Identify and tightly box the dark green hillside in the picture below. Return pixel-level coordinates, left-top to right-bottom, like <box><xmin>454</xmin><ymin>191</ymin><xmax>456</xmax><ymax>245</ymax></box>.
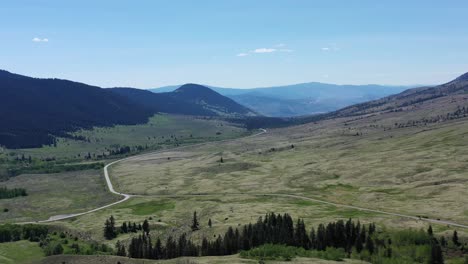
<box><xmin>0</xmin><ymin>70</ymin><xmax>152</xmax><ymax>148</ymax></box>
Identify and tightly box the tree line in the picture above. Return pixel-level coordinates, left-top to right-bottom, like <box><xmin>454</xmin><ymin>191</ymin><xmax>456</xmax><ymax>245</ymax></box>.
<box><xmin>111</xmin><ymin>212</ymin><xmax>462</xmax><ymax>263</ymax></box>
<box><xmin>0</xmin><ymin>187</ymin><xmax>27</xmax><ymax>199</ymax></box>
<box><xmin>0</xmin><ymin>224</ymin><xmax>48</xmax><ymax>243</ymax></box>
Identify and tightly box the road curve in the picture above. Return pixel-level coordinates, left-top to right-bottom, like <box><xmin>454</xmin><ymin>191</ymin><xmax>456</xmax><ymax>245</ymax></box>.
<box><xmin>18</xmin><ymin>129</ymin><xmax>267</xmax><ymax>224</ymax></box>
<box><xmin>18</xmin><ymin>128</ymin><xmax>468</xmax><ymax>229</ymax></box>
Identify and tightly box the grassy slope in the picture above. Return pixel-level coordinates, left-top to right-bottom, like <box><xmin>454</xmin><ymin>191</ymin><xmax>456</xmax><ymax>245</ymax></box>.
<box><xmin>0</xmin><ymin>114</ymin><xmax>247</xmax><ymax>223</ymax></box>
<box><xmin>108</xmin><ymin>105</ymin><xmax>468</xmax><ymax>228</ymax></box>
<box><xmin>0</xmin><ymin>169</ymin><xmax>119</xmax><ymax>223</ymax></box>
<box><xmin>54</xmin><ymin>195</ymin><xmax>390</xmax><ymax>245</ymax></box>
<box><xmin>0</xmin><ymin>240</ymin><xmax>44</xmax><ymax>264</ymax></box>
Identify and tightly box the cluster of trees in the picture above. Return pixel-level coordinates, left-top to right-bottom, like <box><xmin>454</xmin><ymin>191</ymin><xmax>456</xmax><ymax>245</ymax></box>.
<box><xmin>120</xmin><ymin>220</ymin><xmax>150</xmax><ymax>234</ymax></box>
<box><xmin>123</xmin><ymin>233</ymin><xmax>199</xmax><ymax>259</ymax></box>
<box><xmin>113</xmin><ymin>213</ymin><xmax>464</xmax><ymax>263</ymax></box>
<box><xmin>104</xmin><ymin>216</ymin><xmax>117</xmax><ymax>240</ymax></box>
<box><xmin>0</xmin><ymin>187</ymin><xmax>27</xmax><ymax>199</ymax></box>
<box><xmin>0</xmin><ymin>224</ymin><xmax>48</xmax><ymax>243</ymax></box>
<box><xmin>390</xmin><ymin>105</ymin><xmax>468</xmax><ymax>130</ymax></box>
<box><xmin>104</xmin><ymin>216</ymin><xmax>150</xmax><ymax>240</ymax></box>
<box><xmin>112</xmin><ymin>213</ymin><xmax>381</xmax><ymax>260</ymax></box>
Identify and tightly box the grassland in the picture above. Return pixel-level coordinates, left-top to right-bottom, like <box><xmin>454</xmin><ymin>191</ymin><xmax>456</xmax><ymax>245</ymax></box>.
<box><xmin>54</xmin><ymin>194</ymin><xmax>427</xmax><ymax>247</ymax></box>
<box><xmin>0</xmin><ymin>169</ymin><xmax>119</xmax><ymax>223</ymax></box>
<box><xmin>11</xmin><ymin>114</ymin><xmax>247</xmax><ymax>159</ymax></box>
<box><xmin>2</xmin><ymin>102</ymin><xmax>468</xmax><ymax>262</ymax></box>
<box><xmin>0</xmin><ymin>240</ymin><xmax>44</xmax><ymax>263</ymax></box>
<box><xmin>108</xmin><ymin>113</ymin><xmax>468</xmax><ymax>228</ymax></box>
<box><xmin>0</xmin><ymin>114</ymin><xmax>247</xmax><ymax>223</ymax></box>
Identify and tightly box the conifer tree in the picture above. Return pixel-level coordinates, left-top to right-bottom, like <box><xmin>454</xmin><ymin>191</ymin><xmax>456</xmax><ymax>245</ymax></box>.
<box><xmin>452</xmin><ymin>230</ymin><xmax>460</xmax><ymax>246</ymax></box>
<box><xmin>143</xmin><ymin>219</ymin><xmax>150</xmax><ymax>234</ymax></box>
<box><xmin>191</xmin><ymin>211</ymin><xmax>200</xmax><ymax>231</ymax></box>
<box><xmin>428</xmin><ymin>225</ymin><xmax>433</xmax><ymax>236</ymax></box>
<box><xmin>430</xmin><ymin>239</ymin><xmax>444</xmax><ymax>264</ymax></box>
<box><xmin>365</xmin><ymin>236</ymin><xmax>375</xmax><ymax>254</ymax></box>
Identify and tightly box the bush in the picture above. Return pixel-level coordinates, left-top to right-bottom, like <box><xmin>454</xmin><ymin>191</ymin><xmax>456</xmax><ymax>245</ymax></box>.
<box><xmin>240</xmin><ymin>244</ymin><xmax>302</xmax><ymax>260</ymax></box>
<box><xmin>309</xmin><ymin>247</ymin><xmax>346</xmax><ymax>261</ymax></box>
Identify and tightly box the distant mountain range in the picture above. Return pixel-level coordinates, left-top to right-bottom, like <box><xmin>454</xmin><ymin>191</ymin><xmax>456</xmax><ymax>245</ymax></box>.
<box><xmin>302</xmin><ymin>72</ymin><xmax>468</xmax><ymax>124</ymax></box>
<box><xmin>0</xmin><ymin>71</ymin><xmax>254</xmax><ymax>148</ymax></box>
<box><xmin>1</xmin><ymin>69</ymin><xmax>462</xmax><ymax>150</ymax></box>
<box><xmin>150</xmin><ymin>83</ymin><xmax>413</xmax><ymax>117</ymax></box>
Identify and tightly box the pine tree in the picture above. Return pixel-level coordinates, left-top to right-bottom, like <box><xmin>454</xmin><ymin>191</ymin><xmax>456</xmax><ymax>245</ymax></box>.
<box><xmin>452</xmin><ymin>230</ymin><xmax>460</xmax><ymax>246</ymax></box>
<box><xmin>201</xmin><ymin>237</ymin><xmax>209</xmax><ymax>256</ymax></box>
<box><xmin>430</xmin><ymin>239</ymin><xmax>444</xmax><ymax>264</ymax></box>
<box><xmin>365</xmin><ymin>236</ymin><xmax>375</xmax><ymax>255</ymax></box>
<box><xmin>143</xmin><ymin>219</ymin><xmax>150</xmax><ymax>234</ymax></box>
<box><xmin>428</xmin><ymin>225</ymin><xmax>433</xmax><ymax>236</ymax></box>
<box><xmin>121</xmin><ymin>222</ymin><xmax>128</xmax><ymax>233</ymax></box>
<box><xmin>310</xmin><ymin>228</ymin><xmax>316</xmax><ymax>249</ymax></box>
<box><xmin>191</xmin><ymin>211</ymin><xmax>200</xmax><ymax>231</ymax></box>
<box><xmin>103</xmin><ymin>216</ymin><xmax>117</xmax><ymax>239</ymax></box>
<box><xmin>208</xmin><ymin>218</ymin><xmax>212</xmax><ymax>228</ymax></box>
<box><xmin>116</xmin><ymin>240</ymin><xmax>127</xmax><ymax>256</ymax></box>
<box><xmin>355</xmin><ymin>232</ymin><xmax>364</xmax><ymax>253</ymax></box>
<box><xmin>104</xmin><ymin>219</ymin><xmax>112</xmax><ymax>239</ymax></box>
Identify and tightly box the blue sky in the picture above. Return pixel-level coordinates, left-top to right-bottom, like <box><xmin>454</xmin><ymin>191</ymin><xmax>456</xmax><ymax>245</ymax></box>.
<box><xmin>1</xmin><ymin>0</ymin><xmax>468</xmax><ymax>88</ymax></box>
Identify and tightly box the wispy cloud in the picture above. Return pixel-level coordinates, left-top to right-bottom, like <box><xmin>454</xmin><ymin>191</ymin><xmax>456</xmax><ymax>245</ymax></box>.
<box><xmin>32</xmin><ymin>37</ymin><xmax>49</xmax><ymax>42</ymax></box>
<box><xmin>252</xmin><ymin>48</ymin><xmax>276</xmax><ymax>53</ymax></box>
<box><xmin>321</xmin><ymin>47</ymin><xmax>330</xmax><ymax>51</ymax></box>
<box><xmin>237</xmin><ymin>44</ymin><xmax>293</xmax><ymax>57</ymax></box>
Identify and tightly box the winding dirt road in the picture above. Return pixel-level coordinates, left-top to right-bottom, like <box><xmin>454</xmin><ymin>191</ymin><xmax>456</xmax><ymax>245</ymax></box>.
<box><xmin>26</xmin><ymin>128</ymin><xmax>468</xmax><ymax>229</ymax></box>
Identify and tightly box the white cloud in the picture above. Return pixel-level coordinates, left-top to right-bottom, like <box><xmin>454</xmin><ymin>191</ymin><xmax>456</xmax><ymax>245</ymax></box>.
<box><xmin>252</xmin><ymin>48</ymin><xmax>276</xmax><ymax>53</ymax></box>
<box><xmin>321</xmin><ymin>44</ymin><xmax>340</xmax><ymax>52</ymax></box>
<box><xmin>275</xmin><ymin>43</ymin><xmax>286</xmax><ymax>47</ymax></box>
<box><xmin>236</xmin><ymin>44</ymin><xmax>293</xmax><ymax>56</ymax></box>
<box><xmin>32</xmin><ymin>37</ymin><xmax>49</xmax><ymax>42</ymax></box>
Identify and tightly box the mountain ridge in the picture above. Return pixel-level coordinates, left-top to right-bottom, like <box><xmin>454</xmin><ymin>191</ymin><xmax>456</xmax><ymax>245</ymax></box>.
<box><xmin>149</xmin><ymin>82</ymin><xmax>412</xmax><ymax>116</ymax></box>
<box><xmin>0</xmin><ymin>71</ymin><xmax>255</xmax><ymax>148</ymax></box>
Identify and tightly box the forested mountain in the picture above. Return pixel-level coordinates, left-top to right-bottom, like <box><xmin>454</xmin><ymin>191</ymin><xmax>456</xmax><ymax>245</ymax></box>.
<box><xmin>0</xmin><ymin>70</ymin><xmax>153</xmax><ymax>149</ymax></box>
<box><xmin>0</xmin><ymin>71</ymin><xmax>256</xmax><ymax>149</ymax></box>
<box><xmin>111</xmin><ymin>84</ymin><xmax>256</xmax><ymax>117</ymax></box>
<box><xmin>150</xmin><ymin>83</ymin><xmax>411</xmax><ymax>117</ymax></box>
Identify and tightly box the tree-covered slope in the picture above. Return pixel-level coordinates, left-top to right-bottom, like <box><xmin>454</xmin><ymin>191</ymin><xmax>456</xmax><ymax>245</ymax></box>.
<box><xmin>0</xmin><ymin>70</ymin><xmax>152</xmax><ymax>148</ymax></box>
